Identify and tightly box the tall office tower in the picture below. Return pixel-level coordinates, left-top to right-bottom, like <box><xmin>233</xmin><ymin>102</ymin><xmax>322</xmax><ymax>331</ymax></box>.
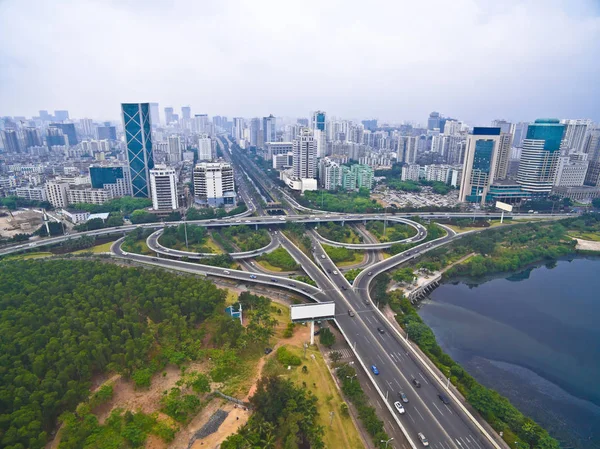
<box><xmin>39</xmin><ymin>110</ymin><xmax>51</xmax><ymax>121</ymax></box>
<box><xmin>54</xmin><ymin>110</ymin><xmax>69</xmax><ymax>121</ymax></box>
<box><xmin>297</xmin><ymin>118</ymin><xmax>309</xmax><ymax>127</ymax></box>
<box><xmin>319</xmin><ymin>157</ymin><xmax>342</xmax><ymax>189</ymax></box>
<box><xmin>122</xmin><ymin>103</ymin><xmax>155</xmax><ymax>197</ymax></box>
<box><xmin>193</xmin><ymin>162</ymin><xmax>236</xmax><ymax>206</ymax></box>
<box><xmin>459</xmin><ymin>127</ymin><xmax>502</xmax><ymax>204</ymax></box>
<box><xmin>149</xmin><ymin>165</ymin><xmax>178</xmax><ymax>210</ymax></box>
<box><xmin>80</xmin><ymin>118</ymin><xmax>94</xmax><ymax>137</ymax></box>
<box><xmin>443</xmin><ymin>120</ymin><xmax>462</xmax><ymax>136</ymax></box>
<box><xmin>46</xmin><ymin>127</ymin><xmax>66</xmax><ymax>148</ymax></box>
<box><xmin>232</xmin><ymin>117</ymin><xmax>245</xmax><ymax>142</ymax></box>
<box><xmin>561</xmin><ymin>119</ymin><xmax>591</xmax><ymax>153</ymax></box>
<box><xmin>1</xmin><ymin>129</ymin><xmax>21</xmax><ymax>152</ymax></box>
<box><xmin>249</xmin><ymin>118</ymin><xmax>261</xmax><ymax>147</ymax></box>
<box><xmin>167</xmin><ymin>135</ymin><xmax>182</xmax><ymax>163</ymax></box>
<box><xmin>491</xmin><ymin>119</ymin><xmax>514</xmax><ymax>135</ymax></box>
<box><xmin>23</xmin><ymin>127</ymin><xmax>42</xmax><ymax>148</ymax></box>
<box><xmin>516</xmin><ymin>119</ymin><xmax>565</xmax><ymax>196</ymax></box>
<box><xmin>583</xmin><ymin>128</ymin><xmax>600</xmax><ymax>186</ymax></box>
<box><xmin>263</xmin><ymin>114</ymin><xmax>276</xmax><ymax>145</ymax></box>
<box><xmin>427</xmin><ymin>112</ymin><xmax>441</xmax><ymax>131</ymax></box>
<box><xmin>193</xmin><ymin>114</ymin><xmax>209</xmax><ymax>134</ymax></box>
<box><xmin>164</xmin><ymin>107</ymin><xmax>174</xmax><ymax>125</ymax></box>
<box><xmin>494</xmin><ymin>133</ymin><xmax>513</xmax><ymax>180</ymax></box>
<box><xmin>50</xmin><ymin>123</ymin><xmax>78</xmax><ymax>145</ymax></box>
<box><xmin>513</xmin><ymin>122</ymin><xmax>529</xmax><ymax>148</ymax></box>
<box><xmin>149</xmin><ymin>103</ymin><xmax>160</xmax><ymax>127</ymax></box>
<box><xmin>97</xmin><ymin>125</ymin><xmax>117</xmax><ymax>140</ymax></box>
<box><xmin>554</xmin><ymin>154</ymin><xmax>588</xmax><ymax>187</ymax></box>
<box><xmin>311</xmin><ymin>111</ymin><xmax>326</xmax><ymax>132</ymax></box>
<box><xmin>197</xmin><ymin>134</ymin><xmax>212</xmax><ymax>161</ymax></box>
<box><xmin>89</xmin><ymin>165</ymin><xmax>132</xmax><ymax>196</ymax></box>
<box><xmin>361</xmin><ymin>119</ymin><xmax>377</xmax><ymax>131</ymax></box>
<box><xmin>293</xmin><ymin>128</ymin><xmax>317</xmax><ymax>179</ymax></box>
<box><xmin>182</xmin><ymin>106</ymin><xmax>191</xmax><ymax>120</ymax></box>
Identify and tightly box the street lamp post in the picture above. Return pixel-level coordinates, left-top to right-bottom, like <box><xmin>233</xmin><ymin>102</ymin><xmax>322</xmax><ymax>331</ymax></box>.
<box><xmin>380</xmin><ymin>437</ymin><xmax>394</xmax><ymax>448</ymax></box>
<box><xmin>346</xmin><ymin>374</ymin><xmax>357</xmax><ymax>383</ymax></box>
<box><xmin>383</xmin><ymin>206</ymin><xmax>389</xmax><ymax>237</ymax></box>
<box><xmin>183</xmin><ymin>213</ymin><xmax>189</xmax><ymax>249</ymax></box>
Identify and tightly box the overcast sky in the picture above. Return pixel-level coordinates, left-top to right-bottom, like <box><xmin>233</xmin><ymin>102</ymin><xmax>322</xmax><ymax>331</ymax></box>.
<box><xmin>1</xmin><ymin>0</ymin><xmax>599</xmax><ymax>126</ymax></box>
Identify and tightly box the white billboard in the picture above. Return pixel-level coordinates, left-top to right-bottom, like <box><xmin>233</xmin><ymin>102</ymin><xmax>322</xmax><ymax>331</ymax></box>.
<box><xmin>495</xmin><ymin>201</ymin><xmax>513</xmax><ymax>212</ymax></box>
<box><xmin>291</xmin><ymin>302</ymin><xmax>335</xmax><ymax>322</ymax></box>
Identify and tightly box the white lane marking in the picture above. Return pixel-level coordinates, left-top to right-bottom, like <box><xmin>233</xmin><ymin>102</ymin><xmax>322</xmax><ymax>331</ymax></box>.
<box><xmin>469</xmin><ymin>435</ymin><xmax>483</xmax><ymax>449</ymax></box>
<box><xmin>394</xmin><ymin>379</ymin><xmax>402</xmax><ymax>389</ymax></box>
<box><xmin>413</xmin><ymin>406</ymin><xmax>425</xmax><ymax>421</ymax></box>
<box><xmin>366</xmin><ymin>382</ymin><xmax>372</xmax><ymax>391</ymax></box>
<box><xmin>390</xmin><ymin>352</ymin><xmax>397</xmax><ymax>362</ymax></box>
<box><xmin>455</xmin><ymin>438</ymin><xmax>463</xmax><ymax>447</ymax></box>
<box><xmin>376</xmin><ymin>400</ymin><xmax>382</xmax><ymax>409</ymax></box>
<box><xmin>407</xmin><ymin>412</ymin><xmax>415</xmax><ymax>424</ymax></box>
<box><xmin>460</xmin><ymin>437</ymin><xmax>471</xmax><ymax>449</ymax></box>
<box><xmin>377</xmin><ymin>353</ymin><xmax>385</xmax><ymax>363</ymax></box>
<box><xmin>444</xmin><ymin>442</ymin><xmax>453</xmax><ymax>449</ymax></box>
<box><xmin>445</xmin><ymin>403</ymin><xmax>453</xmax><ymax>414</ymax></box>
<box><xmin>395</xmin><ymin>351</ymin><xmax>405</xmax><ymax>361</ymax></box>
<box><xmin>432</xmin><ymin>401</ymin><xmax>445</xmax><ymax>416</ymax></box>
<box><xmin>419</xmin><ymin>372</ymin><xmax>430</xmax><ymax>384</ymax></box>
<box><xmin>387</xmin><ymin>420</ymin><xmax>394</xmax><ymax>429</ymax></box>
<box><xmin>386</xmin><ymin>380</ymin><xmax>394</xmax><ymax>389</ymax></box>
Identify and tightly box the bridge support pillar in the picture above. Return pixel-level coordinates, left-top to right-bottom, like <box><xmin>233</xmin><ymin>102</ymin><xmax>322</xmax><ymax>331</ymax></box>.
<box><xmin>310</xmin><ymin>320</ymin><xmax>315</xmax><ymax>345</ymax></box>
<box><xmin>255</xmin><ymin>224</ymin><xmax>258</xmax><ymax>231</ymax></box>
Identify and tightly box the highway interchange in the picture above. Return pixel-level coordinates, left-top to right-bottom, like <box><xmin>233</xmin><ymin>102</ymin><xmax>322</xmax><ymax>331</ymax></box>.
<box><xmin>0</xmin><ymin>139</ymin><xmax>570</xmax><ymax>449</ymax></box>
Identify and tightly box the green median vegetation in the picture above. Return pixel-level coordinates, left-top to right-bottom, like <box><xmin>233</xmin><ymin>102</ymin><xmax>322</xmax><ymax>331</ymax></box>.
<box><xmin>366</xmin><ymin>220</ymin><xmax>417</xmax><ymax>242</ymax></box>
<box><xmin>322</xmin><ymin>244</ymin><xmax>358</xmax><ymax>263</ymax></box>
<box><xmin>257</xmin><ymin>247</ymin><xmax>299</xmax><ymax>271</ymax></box>
<box><xmin>159</xmin><ymin>223</ymin><xmax>211</xmax><ymax>253</ymax></box>
<box><xmin>300</xmin><ymin>188</ymin><xmax>382</xmax><ymax>213</ymax></box>
<box><xmin>317</xmin><ymin>222</ymin><xmax>363</xmax><ymax>243</ymax></box>
<box><xmin>217</xmin><ymin>225</ymin><xmax>270</xmax><ymax>252</ymax></box>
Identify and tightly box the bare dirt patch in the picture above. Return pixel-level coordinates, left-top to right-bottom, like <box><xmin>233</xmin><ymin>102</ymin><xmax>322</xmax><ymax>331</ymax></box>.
<box><xmin>575</xmin><ymin>237</ymin><xmax>600</xmax><ymax>251</ymax></box>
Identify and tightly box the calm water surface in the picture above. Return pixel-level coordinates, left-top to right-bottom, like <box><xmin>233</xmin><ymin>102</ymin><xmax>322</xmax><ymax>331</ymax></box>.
<box><xmin>419</xmin><ymin>257</ymin><xmax>600</xmax><ymax>449</ymax></box>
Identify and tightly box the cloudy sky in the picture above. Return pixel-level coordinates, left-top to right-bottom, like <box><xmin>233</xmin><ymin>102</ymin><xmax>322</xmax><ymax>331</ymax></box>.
<box><xmin>1</xmin><ymin>0</ymin><xmax>599</xmax><ymax>125</ymax></box>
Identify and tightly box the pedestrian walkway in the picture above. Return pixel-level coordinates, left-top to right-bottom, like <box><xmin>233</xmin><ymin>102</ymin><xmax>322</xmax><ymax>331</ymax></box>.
<box><xmin>326</xmin><ymin>348</ymin><xmax>353</xmax><ymax>360</ymax></box>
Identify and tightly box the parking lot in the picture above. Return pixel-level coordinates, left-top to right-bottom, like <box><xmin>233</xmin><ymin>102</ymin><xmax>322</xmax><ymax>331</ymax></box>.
<box><xmin>374</xmin><ymin>187</ymin><xmax>460</xmax><ymax>209</ymax></box>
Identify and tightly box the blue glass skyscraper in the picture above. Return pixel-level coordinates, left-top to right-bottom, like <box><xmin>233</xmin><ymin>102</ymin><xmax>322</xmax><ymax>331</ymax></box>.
<box><xmin>122</xmin><ymin>103</ymin><xmax>154</xmax><ymax>198</ymax></box>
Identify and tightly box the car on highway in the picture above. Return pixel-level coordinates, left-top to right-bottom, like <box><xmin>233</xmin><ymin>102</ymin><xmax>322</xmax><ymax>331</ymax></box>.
<box><xmin>399</xmin><ymin>392</ymin><xmax>409</xmax><ymax>403</ymax></box>
<box><xmin>327</xmin><ymin>268</ymin><xmax>332</xmax><ymax>273</ymax></box>
<box><xmin>223</xmin><ymin>270</ymin><xmax>231</xmax><ymax>274</ymax></box>
<box><xmin>348</xmin><ymin>309</ymin><xmax>355</xmax><ymax>317</ymax></box>
<box><xmin>332</xmin><ymin>271</ymin><xmax>338</xmax><ymax>275</ymax></box>
<box><xmin>270</xmin><ymin>278</ymin><xmax>278</xmax><ymax>282</ymax></box>
<box><xmin>341</xmin><ymin>285</ymin><xmax>348</xmax><ymax>290</ymax></box>
<box><xmin>245</xmin><ymin>220</ymin><xmax>251</xmax><ymax>223</ymax></box>
<box><xmin>418</xmin><ymin>432</ymin><xmax>429</xmax><ymax>446</ymax></box>
<box><xmin>279</xmin><ymin>217</ymin><xmax>286</xmax><ymax>221</ymax></box>
<box><xmin>412</xmin><ymin>378</ymin><xmax>421</xmax><ymax>388</ymax></box>
<box><xmin>367</xmin><ymin>271</ymin><xmax>373</xmax><ymax>276</ymax></box>
<box><xmin>313</xmin><ymin>329</ymin><xmax>320</xmax><ymax>336</ymax></box>
<box><xmin>377</xmin><ymin>327</ymin><xmax>385</xmax><ymax>334</ymax></box>
<box><xmin>250</xmin><ymin>274</ymin><xmax>257</xmax><ymax>279</ymax></box>
<box><xmin>321</xmin><ymin>254</ymin><xmax>326</xmax><ymax>259</ymax></box>
<box><xmin>438</xmin><ymin>393</ymin><xmax>450</xmax><ymax>404</ymax></box>
<box><xmin>371</xmin><ymin>365</ymin><xmax>379</xmax><ymax>375</ymax></box>
<box><xmin>393</xmin><ymin>401</ymin><xmax>406</xmax><ymax>414</ymax></box>
<box><xmin>288</xmin><ymin>283</ymin><xmax>295</xmax><ymax>287</ymax></box>
<box><xmin>152</xmin><ymin>257</ymin><xmax>158</xmax><ymax>261</ymax></box>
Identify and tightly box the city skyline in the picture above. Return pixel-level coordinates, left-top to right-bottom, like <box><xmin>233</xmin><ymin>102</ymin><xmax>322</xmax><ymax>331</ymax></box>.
<box><xmin>1</xmin><ymin>0</ymin><xmax>599</xmax><ymax>123</ymax></box>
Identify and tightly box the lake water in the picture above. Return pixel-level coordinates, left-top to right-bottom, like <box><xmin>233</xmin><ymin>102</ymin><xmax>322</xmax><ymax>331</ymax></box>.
<box><xmin>419</xmin><ymin>257</ymin><xmax>600</xmax><ymax>449</ymax></box>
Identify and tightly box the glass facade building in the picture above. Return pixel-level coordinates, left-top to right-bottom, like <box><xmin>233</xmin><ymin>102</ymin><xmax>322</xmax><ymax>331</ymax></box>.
<box><xmin>122</xmin><ymin>103</ymin><xmax>154</xmax><ymax>198</ymax></box>
<box><xmin>459</xmin><ymin>127</ymin><xmax>501</xmax><ymax>204</ymax></box>
<box><xmin>90</xmin><ymin>166</ymin><xmax>125</xmax><ymax>188</ymax></box>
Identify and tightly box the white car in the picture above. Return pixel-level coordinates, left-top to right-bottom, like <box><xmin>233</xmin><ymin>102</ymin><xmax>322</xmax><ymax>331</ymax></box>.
<box><xmin>223</xmin><ymin>270</ymin><xmax>231</xmax><ymax>274</ymax></box>
<box><xmin>394</xmin><ymin>401</ymin><xmax>405</xmax><ymax>414</ymax></box>
<box><xmin>418</xmin><ymin>433</ymin><xmax>429</xmax><ymax>447</ymax></box>
<box><xmin>279</xmin><ymin>217</ymin><xmax>286</xmax><ymax>221</ymax></box>
<box><xmin>332</xmin><ymin>271</ymin><xmax>338</xmax><ymax>275</ymax></box>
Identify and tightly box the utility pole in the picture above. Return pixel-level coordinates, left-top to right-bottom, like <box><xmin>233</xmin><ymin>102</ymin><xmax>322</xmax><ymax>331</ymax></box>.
<box><xmin>183</xmin><ymin>211</ymin><xmax>189</xmax><ymax>249</ymax></box>
<box><xmin>383</xmin><ymin>206</ymin><xmax>388</xmax><ymax>237</ymax></box>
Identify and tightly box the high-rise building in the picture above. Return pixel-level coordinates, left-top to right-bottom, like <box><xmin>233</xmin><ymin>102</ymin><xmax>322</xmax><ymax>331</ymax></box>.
<box><xmin>182</xmin><ymin>106</ymin><xmax>191</xmax><ymax>120</ymax></box>
<box><xmin>554</xmin><ymin>154</ymin><xmax>588</xmax><ymax>187</ymax></box>
<box><xmin>54</xmin><ymin>110</ymin><xmax>69</xmax><ymax>122</ymax></box>
<box><xmin>50</xmin><ymin>123</ymin><xmax>78</xmax><ymax>145</ymax></box>
<box><xmin>122</xmin><ymin>103</ymin><xmax>155</xmax><ymax>198</ymax></box>
<box><xmin>427</xmin><ymin>112</ymin><xmax>441</xmax><ymax>131</ymax></box>
<box><xmin>80</xmin><ymin>118</ymin><xmax>95</xmax><ymax>137</ymax></box>
<box><xmin>516</xmin><ymin>119</ymin><xmax>565</xmax><ymax>196</ymax></box>
<box><xmin>193</xmin><ymin>162</ymin><xmax>236</xmax><ymax>206</ymax></box>
<box><xmin>297</xmin><ymin>118</ymin><xmax>309</xmax><ymax>127</ymax></box>
<box><xmin>23</xmin><ymin>128</ymin><xmax>42</xmax><ymax>148</ymax></box>
<box><xmin>513</xmin><ymin>122</ymin><xmax>529</xmax><ymax>148</ymax></box>
<box><xmin>293</xmin><ymin>128</ymin><xmax>317</xmax><ymax>179</ymax></box>
<box><xmin>89</xmin><ymin>165</ymin><xmax>132</xmax><ymax>197</ymax></box>
<box><xmin>164</xmin><ymin>107</ymin><xmax>174</xmax><ymax>125</ymax></box>
<box><xmin>197</xmin><ymin>134</ymin><xmax>212</xmax><ymax>161</ymax></box>
<box><xmin>44</xmin><ymin>182</ymin><xmax>69</xmax><ymax>208</ymax></box>
<box><xmin>249</xmin><ymin>118</ymin><xmax>261</xmax><ymax>147</ymax></box>
<box><xmin>583</xmin><ymin>128</ymin><xmax>600</xmax><ymax>186</ymax></box>
<box><xmin>149</xmin><ymin>103</ymin><xmax>160</xmax><ymax>127</ymax></box>
<box><xmin>319</xmin><ymin>158</ymin><xmax>342</xmax><ymax>190</ymax></box>
<box><xmin>168</xmin><ymin>135</ymin><xmax>182</xmax><ymax>163</ymax></box>
<box><xmin>361</xmin><ymin>119</ymin><xmax>377</xmax><ymax>131</ymax></box>
<box><xmin>46</xmin><ymin>127</ymin><xmax>66</xmax><ymax>148</ymax></box>
<box><xmin>561</xmin><ymin>119</ymin><xmax>591</xmax><ymax>153</ymax></box>
<box><xmin>233</xmin><ymin>117</ymin><xmax>245</xmax><ymax>142</ymax></box>
<box><xmin>491</xmin><ymin>119</ymin><xmax>514</xmax><ymax>135</ymax></box>
<box><xmin>193</xmin><ymin>114</ymin><xmax>209</xmax><ymax>134</ymax></box>
<box><xmin>494</xmin><ymin>133</ymin><xmax>513</xmax><ymax>180</ymax></box>
<box><xmin>149</xmin><ymin>165</ymin><xmax>178</xmax><ymax>210</ymax></box>
<box><xmin>459</xmin><ymin>127</ymin><xmax>502</xmax><ymax>204</ymax></box>
<box><xmin>1</xmin><ymin>129</ymin><xmax>21</xmax><ymax>152</ymax></box>
<box><xmin>97</xmin><ymin>125</ymin><xmax>117</xmax><ymax>140</ymax></box>
<box><xmin>311</xmin><ymin>111</ymin><xmax>326</xmax><ymax>132</ymax></box>
<box><xmin>39</xmin><ymin>110</ymin><xmax>51</xmax><ymax>121</ymax></box>
<box><xmin>263</xmin><ymin>114</ymin><xmax>276</xmax><ymax>145</ymax></box>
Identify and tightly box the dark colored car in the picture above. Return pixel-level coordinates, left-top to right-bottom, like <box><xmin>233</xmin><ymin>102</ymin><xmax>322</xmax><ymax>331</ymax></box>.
<box><xmin>264</xmin><ymin>348</ymin><xmax>273</xmax><ymax>355</ymax></box>
<box><xmin>327</xmin><ymin>269</ymin><xmax>332</xmax><ymax>274</ymax></box>
<box><xmin>399</xmin><ymin>391</ymin><xmax>409</xmax><ymax>403</ymax></box>
<box><xmin>270</xmin><ymin>278</ymin><xmax>278</xmax><ymax>282</ymax></box>
<box><xmin>314</xmin><ymin>330</ymin><xmax>320</xmax><ymax>336</ymax></box>
<box><xmin>341</xmin><ymin>285</ymin><xmax>348</xmax><ymax>290</ymax></box>
<box><xmin>377</xmin><ymin>327</ymin><xmax>385</xmax><ymax>334</ymax></box>
<box><xmin>438</xmin><ymin>393</ymin><xmax>450</xmax><ymax>404</ymax></box>
<box><xmin>412</xmin><ymin>378</ymin><xmax>421</xmax><ymax>388</ymax></box>
<box><xmin>348</xmin><ymin>309</ymin><xmax>355</xmax><ymax>317</ymax></box>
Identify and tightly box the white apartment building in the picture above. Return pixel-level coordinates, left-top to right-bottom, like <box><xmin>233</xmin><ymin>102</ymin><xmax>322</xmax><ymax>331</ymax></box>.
<box><xmin>193</xmin><ymin>162</ymin><xmax>236</xmax><ymax>206</ymax></box>
<box><xmin>168</xmin><ymin>136</ymin><xmax>182</xmax><ymax>164</ymax></box>
<box><xmin>554</xmin><ymin>155</ymin><xmax>588</xmax><ymax>187</ymax></box>
<box><xmin>401</xmin><ymin>164</ymin><xmax>421</xmax><ymax>182</ymax></box>
<box><xmin>197</xmin><ymin>135</ymin><xmax>213</xmax><ymax>161</ymax></box>
<box><xmin>273</xmin><ymin>152</ymin><xmax>294</xmax><ymax>170</ymax></box>
<box><xmin>67</xmin><ymin>187</ymin><xmax>113</xmax><ymax>205</ymax></box>
<box><xmin>15</xmin><ymin>187</ymin><xmax>47</xmax><ymax>202</ymax></box>
<box><xmin>45</xmin><ymin>182</ymin><xmax>69</xmax><ymax>208</ymax></box>
<box><xmin>293</xmin><ymin>128</ymin><xmax>317</xmax><ymax>180</ymax></box>
<box><xmin>265</xmin><ymin>142</ymin><xmax>293</xmax><ymax>161</ymax></box>
<box><xmin>149</xmin><ymin>165</ymin><xmax>179</xmax><ymax>210</ymax></box>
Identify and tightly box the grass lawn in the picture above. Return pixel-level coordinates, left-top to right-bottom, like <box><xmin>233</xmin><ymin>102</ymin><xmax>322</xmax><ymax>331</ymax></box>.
<box><xmin>568</xmin><ymin>231</ymin><xmax>600</xmax><ymax>242</ymax></box>
<box><xmin>336</xmin><ymin>251</ymin><xmax>366</xmax><ymax>267</ymax></box>
<box><xmin>255</xmin><ymin>259</ymin><xmax>284</xmax><ymax>272</ymax></box>
<box><xmin>73</xmin><ymin>241</ymin><xmax>115</xmax><ymax>254</ymax></box>
<box><xmin>4</xmin><ymin>251</ymin><xmax>54</xmax><ymax>261</ymax></box>
<box><xmin>279</xmin><ymin>344</ymin><xmax>364</xmax><ymax>449</ymax></box>
<box><xmin>204</xmin><ymin>236</ymin><xmax>224</xmax><ymax>254</ymax></box>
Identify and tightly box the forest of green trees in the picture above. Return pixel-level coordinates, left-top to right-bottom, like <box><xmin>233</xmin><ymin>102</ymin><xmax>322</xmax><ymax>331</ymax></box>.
<box><xmin>159</xmin><ymin>224</ymin><xmax>210</xmax><ymax>252</ymax></box>
<box><xmin>0</xmin><ymin>260</ymin><xmax>227</xmax><ymax>449</ymax></box>
<box><xmin>257</xmin><ymin>247</ymin><xmax>299</xmax><ymax>271</ymax></box>
<box><xmin>366</xmin><ymin>220</ymin><xmax>416</xmax><ymax>242</ymax></box>
<box><xmin>316</xmin><ymin>222</ymin><xmax>362</xmax><ymax>243</ymax></box>
<box><xmin>217</xmin><ymin>225</ymin><xmax>270</xmax><ymax>252</ymax></box>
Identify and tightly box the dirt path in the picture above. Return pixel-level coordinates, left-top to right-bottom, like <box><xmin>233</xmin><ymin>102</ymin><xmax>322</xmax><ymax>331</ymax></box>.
<box><xmin>574</xmin><ymin>238</ymin><xmax>600</xmax><ymax>251</ymax></box>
